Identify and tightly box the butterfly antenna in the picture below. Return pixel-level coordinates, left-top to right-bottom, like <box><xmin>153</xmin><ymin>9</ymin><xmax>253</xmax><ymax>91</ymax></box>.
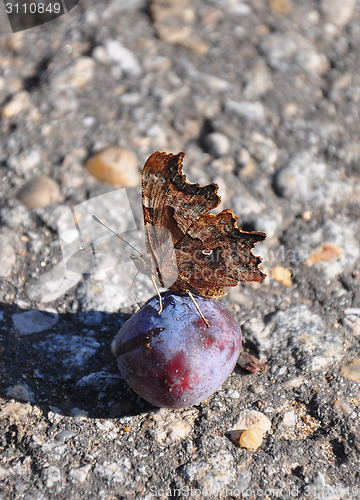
<box><xmin>187</xmin><ymin>291</ymin><xmax>210</xmax><ymax>328</ymax></box>
<box><xmin>92</xmin><ymin>215</ymin><xmax>143</xmax><ymax>256</ymax></box>
<box><xmin>79</xmin><ymin>247</ymin><xmax>124</xmax><ymax>255</ymax></box>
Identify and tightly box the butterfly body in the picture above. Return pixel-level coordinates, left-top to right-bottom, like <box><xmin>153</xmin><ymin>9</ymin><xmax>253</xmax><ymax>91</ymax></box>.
<box><xmin>139</xmin><ymin>151</ymin><xmax>266</xmax><ymax>299</ymax></box>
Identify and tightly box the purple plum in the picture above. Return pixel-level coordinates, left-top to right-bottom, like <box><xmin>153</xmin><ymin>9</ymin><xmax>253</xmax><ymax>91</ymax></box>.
<box><xmin>114</xmin><ymin>292</ymin><xmax>242</xmax><ymax>408</ymax></box>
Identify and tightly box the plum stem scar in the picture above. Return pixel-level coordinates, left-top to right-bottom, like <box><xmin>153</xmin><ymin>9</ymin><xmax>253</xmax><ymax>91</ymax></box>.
<box><xmin>187</xmin><ymin>290</ymin><xmax>210</xmax><ymax>328</ymax></box>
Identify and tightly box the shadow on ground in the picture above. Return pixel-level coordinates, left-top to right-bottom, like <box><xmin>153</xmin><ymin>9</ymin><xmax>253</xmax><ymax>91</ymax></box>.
<box><xmin>0</xmin><ymin>303</ymin><xmax>158</xmax><ymax>418</ymax></box>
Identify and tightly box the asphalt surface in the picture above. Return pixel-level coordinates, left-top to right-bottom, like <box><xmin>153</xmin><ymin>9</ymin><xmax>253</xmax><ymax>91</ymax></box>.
<box><xmin>0</xmin><ymin>1</ymin><xmax>360</xmax><ymax>498</ymax></box>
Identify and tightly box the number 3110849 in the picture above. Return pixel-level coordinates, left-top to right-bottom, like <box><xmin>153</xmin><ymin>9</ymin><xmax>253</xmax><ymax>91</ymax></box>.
<box><xmin>5</xmin><ymin>3</ymin><xmax>62</xmax><ymax>14</ymax></box>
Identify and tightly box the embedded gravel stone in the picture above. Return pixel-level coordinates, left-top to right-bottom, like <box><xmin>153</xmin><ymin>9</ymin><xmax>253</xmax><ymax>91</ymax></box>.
<box><xmin>26</xmin><ymin>261</ymin><xmax>82</xmax><ymax>303</ymax></box>
<box><xmin>17</xmin><ymin>175</ymin><xmax>61</xmax><ymax>209</ymax></box>
<box><xmin>85</xmin><ymin>147</ymin><xmax>140</xmax><ymax>187</ymax></box>
<box><xmin>225</xmin><ymin>100</ymin><xmax>266</xmax><ymax>122</ymax></box>
<box><xmin>321</xmin><ymin>0</ymin><xmax>356</xmax><ymax>27</ymax></box>
<box><xmin>274</xmin><ymin>151</ymin><xmax>355</xmax><ymax>209</ymax></box>
<box><xmin>34</xmin><ymin>334</ymin><xmax>101</xmax><ymax>375</ymax></box>
<box><xmin>41</xmin><ymin>466</ymin><xmax>62</xmax><ymax>488</ymax></box>
<box><xmin>260</xmin><ymin>33</ymin><xmax>328</xmax><ymax>75</ymax></box>
<box><xmin>204</xmin><ymin>132</ymin><xmax>230</xmax><ymax>157</ymax></box>
<box><xmin>0</xmin><ymin>234</ymin><xmax>16</xmax><ymax>277</ymax></box>
<box><xmin>104</xmin><ymin>40</ymin><xmax>142</xmax><ymax>77</ymax></box>
<box><xmin>179</xmin><ymin>443</ymin><xmax>237</xmax><ymax>493</ymax></box>
<box><xmin>12</xmin><ymin>309</ymin><xmax>58</xmax><ymax>336</ymax></box>
<box><xmin>50</xmin><ymin>57</ymin><xmax>96</xmax><ymax>90</ymax></box>
<box><xmin>297</xmin><ymin>217</ymin><xmax>360</xmax><ymax>280</ymax></box>
<box><xmin>262</xmin><ymin>304</ymin><xmax>342</xmax><ymax>371</ymax></box>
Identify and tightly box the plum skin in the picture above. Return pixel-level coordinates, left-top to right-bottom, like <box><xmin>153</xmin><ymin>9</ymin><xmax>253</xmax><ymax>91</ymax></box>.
<box><xmin>114</xmin><ymin>292</ymin><xmax>242</xmax><ymax>408</ymax></box>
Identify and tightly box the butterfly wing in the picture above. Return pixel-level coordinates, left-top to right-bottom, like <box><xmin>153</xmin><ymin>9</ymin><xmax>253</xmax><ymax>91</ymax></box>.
<box><xmin>173</xmin><ymin>209</ymin><xmax>266</xmax><ymax>298</ymax></box>
<box><xmin>141</xmin><ymin>151</ymin><xmax>266</xmax><ymax>297</ymax></box>
<box><xmin>142</xmin><ymin>151</ymin><xmax>220</xmax><ymax>289</ymax></box>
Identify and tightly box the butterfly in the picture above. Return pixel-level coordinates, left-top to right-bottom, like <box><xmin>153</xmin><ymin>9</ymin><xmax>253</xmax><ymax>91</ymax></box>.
<box><xmin>130</xmin><ymin>151</ymin><xmax>266</xmax><ymax>319</ymax></box>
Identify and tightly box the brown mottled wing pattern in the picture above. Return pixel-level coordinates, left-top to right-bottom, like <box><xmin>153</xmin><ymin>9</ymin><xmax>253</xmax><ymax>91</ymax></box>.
<box><xmin>142</xmin><ymin>151</ymin><xmax>266</xmax><ymax>298</ymax></box>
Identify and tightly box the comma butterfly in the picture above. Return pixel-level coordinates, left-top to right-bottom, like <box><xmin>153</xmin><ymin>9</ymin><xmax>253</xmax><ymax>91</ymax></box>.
<box><xmin>131</xmin><ymin>151</ymin><xmax>266</xmax><ymax>311</ymax></box>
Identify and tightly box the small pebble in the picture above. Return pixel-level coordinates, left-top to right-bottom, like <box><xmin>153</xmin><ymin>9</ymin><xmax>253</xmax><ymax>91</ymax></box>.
<box><xmin>5</xmin><ymin>383</ymin><xmax>35</xmax><ymax>402</ymax></box>
<box><xmin>274</xmin><ymin>151</ymin><xmax>353</xmax><ymax>208</ymax></box>
<box><xmin>104</xmin><ymin>40</ymin><xmax>142</xmax><ymax>77</ymax></box>
<box><xmin>151</xmin><ymin>0</ymin><xmax>208</xmax><ymax>54</ymax></box>
<box><xmin>306</xmin><ymin>243</ymin><xmax>343</xmax><ymax>267</ymax></box>
<box><xmin>269</xmin><ymin>0</ymin><xmax>293</xmax><ymax>14</ymax></box>
<box><xmin>297</xmin><ymin>218</ymin><xmax>359</xmax><ymax>280</ymax></box>
<box><xmin>85</xmin><ymin>147</ymin><xmax>140</xmax><ymax>187</ymax></box>
<box><xmin>55</xmin><ymin>430</ymin><xmax>74</xmax><ymax>442</ymax></box>
<box><xmin>236</xmin><ymin>470</ymin><xmax>252</xmax><ymax>492</ymax></box>
<box><xmin>75</xmin><ymin>371</ymin><xmax>121</xmax><ymax>393</ymax></box>
<box><xmin>272</xmin><ymin>266</ymin><xmax>293</xmax><ymax>286</ymax></box>
<box><xmin>333</xmin><ymin>400</ymin><xmax>355</xmax><ymax>417</ymax></box>
<box><xmin>70</xmin><ymin>407</ymin><xmax>89</xmax><ymax>419</ymax></box>
<box><xmin>95</xmin><ymin>457</ymin><xmax>131</xmax><ymax>483</ymax></box>
<box><xmin>243</xmin><ymin>62</ymin><xmax>273</xmax><ymax>99</ymax></box>
<box><xmin>260</xmin><ymin>33</ymin><xmax>328</xmax><ymax>75</ymax></box>
<box><xmin>12</xmin><ymin>309</ymin><xmax>58</xmax><ymax>336</ymax></box>
<box><xmin>246</xmin><ymin>133</ymin><xmax>278</xmax><ymax>170</ymax></box>
<box><xmin>343</xmin><ymin>314</ymin><xmax>360</xmax><ymax>337</ymax></box>
<box><xmin>1</xmin><ymin>91</ymin><xmax>31</xmax><ymax>118</ymax></box>
<box><xmin>51</xmin><ymin>88</ymin><xmax>78</xmax><ymax>113</ymax></box>
<box><xmin>241</xmin><ymin>317</ymin><xmax>268</xmax><ymax>350</ymax></box>
<box><xmin>225</xmin><ymin>100</ymin><xmax>266</xmax><ymax>122</ymax></box>
<box><xmin>263</xmin><ymin>304</ymin><xmax>342</xmax><ymax>370</ymax></box>
<box><xmin>0</xmin><ymin>401</ymin><xmax>33</xmax><ymax>419</ymax></box>
<box><xmin>50</xmin><ymin>57</ymin><xmax>95</xmax><ymax>89</ymax></box>
<box><xmin>283</xmin><ymin>377</ymin><xmax>304</xmax><ymax>389</ymax></box>
<box><xmin>205</xmin><ymin>132</ymin><xmax>230</xmax><ymax>157</ymax></box>
<box><xmin>239</xmin><ymin>427</ymin><xmax>264</xmax><ymax>451</ymax></box>
<box><xmin>0</xmin><ymin>237</ymin><xmax>16</xmax><ymax>277</ymax></box>
<box><xmin>17</xmin><ymin>175</ymin><xmax>61</xmax><ymax>209</ymax></box>
<box><xmin>282</xmin><ymin>410</ymin><xmax>296</xmax><ymax>428</ymax></box>
<box><xmin>234</xmin><ymin>409</ymin><xmax>272</xmax><ymax>433</ymax></box>
<box><xmin>147</xmin><ymin>409</ymin><xmax>195</xmax><ymax>444</ymax></box>
<box><xmin>1</xmin><ymin>204</ymin><xmax>32</xmax><ymax>229</ymax></box>
<box><xmin>340</xmin><ymin>358</ymin><xmax>360</xmax><ymax>382</ymax></box>
<box><xmin>69</xmin><ymin>464</ymin><xmax>91</xmax><ymax>483</ymax></box>
<box><xmin>0</xmin><ymin>467</ymin><xmax>8</xmax><ymax>480</ymax></box>
<box><xmin>41</xmin><ymin>466</ymin><xmax>62</xmax><ymax>488</ymax></box>
<box><xmin>26</xmin><ymin>261</ymin><xmax>81</xmax><ymax>303</ymax></box>
<box><xmin>180</xmin><ymin>446</ymin><xmax>236</xmax><ymax>491</ymax></box>
<box><xmin>321</xmin><ymin>0</ymin><xmax>356</xmax><ymax>28</ymax></box>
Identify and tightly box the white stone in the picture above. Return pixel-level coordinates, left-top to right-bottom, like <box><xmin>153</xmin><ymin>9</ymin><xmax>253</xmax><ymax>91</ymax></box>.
<box><xmin>206</xmin><ymin>132</ymin><xmax>230</xmax><ymax>157</ymax></box>
<box><xmin>105</xmin><ymin>40</ymin><xmax>142</xmax><ymax>77</ymax></box>
<box><xmin>41</xmin><ymin>466</ymin><xmax>61</xmax><ymax>487</ymax></box>
<box><xmin>0</xmin><ymin>239</ymin><xmax>15</xmax><ymax>277</ymax></box>
<box><xmin>12</xmin><ymin>309</ymin><xmax>58</xmax><ymax>336</ymax></box>
<box><xmin>321</xmin><ymin>0</ymin><xmax>356</xmax><ymax>27</ymax></box>
<box><xmin>51</xmin><ymin>57</ymin><xmax>95</xmax><ymax>89</ymax></box>
<box><xmin>232</xmin><ymin>409</ymin><xmax>272</xmax><ymax>433</ymax></box>
<box><xmin>5</xmin><ymin>383</ymin><xmax>35</xmax><ymax>402</ymax></box>
<box><xmin>26</xmin><ymin>261</ymin><xmax>81</xmax><ymax>303</ymax></box>
<box><xmin>226</xmin><ymin>100</ymin><xmax>265</xmax><ymax>122</ymax></box>
<box><xmin>282</xmin><ymin>410</ymin><xmax>296</xmax><ymax>428</ymax></box>
<box><xmin>69</xmin><ymin>465</ymin><xmax>91</xmax><ymax>483</ymax></box>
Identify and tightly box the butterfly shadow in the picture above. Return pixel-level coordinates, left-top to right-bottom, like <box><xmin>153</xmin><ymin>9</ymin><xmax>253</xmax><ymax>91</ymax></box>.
<box><xmin>0</xmin><ymin>302</ymin><xmax>158</xmax><ymax>419</ymax></box>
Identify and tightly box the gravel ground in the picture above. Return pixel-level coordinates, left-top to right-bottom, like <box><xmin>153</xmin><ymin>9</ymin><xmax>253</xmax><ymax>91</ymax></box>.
<box><xmin>1</xmin><ymin>0</ymin><xmax>360</xmax><ymax>498</ymax></box>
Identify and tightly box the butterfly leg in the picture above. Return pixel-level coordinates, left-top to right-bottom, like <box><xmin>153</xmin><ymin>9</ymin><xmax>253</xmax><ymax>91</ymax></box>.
<box><xmin>151</xmin><ymin>275</ymin><xmax>163</xmax><ymax>314</ymax></box>
<box><xmin>186</xmin><ymin>291</ymin><xmax>210</xmax><ymax>328</ymax></box>
<box><xmin>129</xmin><ymin>271</ymin><xmax>142</xmax><ymax>309</ymax></box>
